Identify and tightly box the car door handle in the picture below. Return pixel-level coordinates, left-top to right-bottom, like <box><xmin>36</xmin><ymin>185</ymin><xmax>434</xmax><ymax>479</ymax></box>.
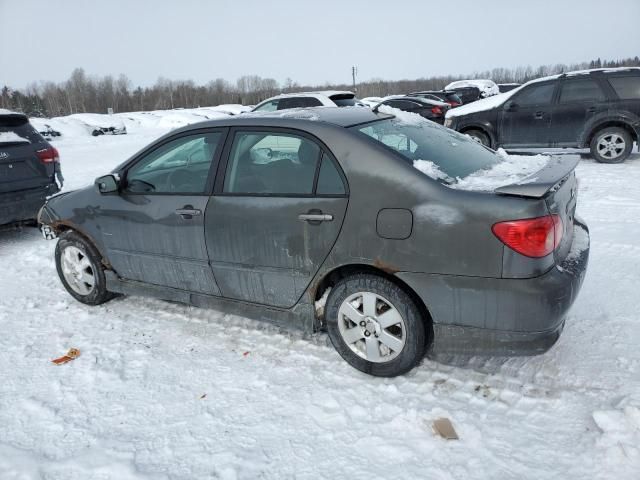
<box><xmin>534</xmin><ymin>111</ymin><xmax>544</xmax><ymax>119</ymax></box>
<box><xmin>587</xmin><ymin>106</ymin><xmax>597</xmax><ymax>113</ymax></box>
<box><xmin>298</xmin><ymin>213</ymin><xmax>333</xmax><ymax>222</ymax></box>
<box><xmin>175</xmin><ymin>206</ymin><xmax>202</xmax><ymax>218</ymax></box>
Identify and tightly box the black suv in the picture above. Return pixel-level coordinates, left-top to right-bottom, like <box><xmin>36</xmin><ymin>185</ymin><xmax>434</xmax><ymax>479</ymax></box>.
<box><xmin>0</xmin><ymin>111</ymin><xmax>63</xmax><ymax>227</ymax></box>
<box><xmin>445</xmin><ymin>68</ymin><xmax>640</xmax><ymax>163</ymax></box>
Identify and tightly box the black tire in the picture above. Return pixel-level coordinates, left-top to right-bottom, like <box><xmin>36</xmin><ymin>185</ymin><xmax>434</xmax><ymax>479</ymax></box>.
<box><xmin>55</xmin><ymin>231</ymin><xmax>115</xmax><ymax>305</ymax></box>
<box><xmin>465</xmin><ymin>129</ymin><xmax>490</xmax><ymax>147</ymax></box>
<box><xmin>590</xmin><ymin>127</ymin><xmax>633</xmax><ymax>164</ymax></box>
<box><xmin>325</xmin><ymin>274</ymin><xmax>427</xmax><ymax>377</ymax></box>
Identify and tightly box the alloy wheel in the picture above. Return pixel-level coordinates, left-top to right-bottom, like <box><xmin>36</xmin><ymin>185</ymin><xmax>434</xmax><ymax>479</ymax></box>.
<box><xmin>60</xmin><ymin>245</ymin><xmax>96</xmax><ymax>296</ymax></box>
<box><xmin>337</xmin><ymin>291</ymin><xmax>406</xmax><ymax>363</ymax></box>
<box><xmin>597</xmin><ymin>133</ymin><xmax>626</xmax><ymax>160</ymax></box>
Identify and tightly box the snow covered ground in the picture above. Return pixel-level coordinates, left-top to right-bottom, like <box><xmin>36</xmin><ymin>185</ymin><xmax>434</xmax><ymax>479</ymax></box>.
<box><xmin>1</xmin><ymin>122</ymin><xmax>639</xmax><ymax>479</ymax></box>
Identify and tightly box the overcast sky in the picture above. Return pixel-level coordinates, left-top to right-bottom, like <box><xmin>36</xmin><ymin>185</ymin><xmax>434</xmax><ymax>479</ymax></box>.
<box><xmin>1</xmin><ymin>0</ymin><xmax>639</xmax><ymax>89</ymax></box>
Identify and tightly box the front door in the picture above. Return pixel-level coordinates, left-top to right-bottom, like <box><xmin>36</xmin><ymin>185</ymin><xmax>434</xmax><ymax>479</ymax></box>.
<box><xmin>550</xmin><ymin>77</ymin><xmax>607</xmax><ymax>147</ymax></box>
<box><xmin>99</xmin><ymin>130</ymin><xmax>225</xmax><ymax>294</ymax></box>
<box><xmin>205</xmin><ymin>129</ymin><xmax>348</xmax><ymax>308</ymax></box>
<box><xmin>499</xmin><ymin>81</ymin><xmax>557</xmax><ymax>148</ymax></box>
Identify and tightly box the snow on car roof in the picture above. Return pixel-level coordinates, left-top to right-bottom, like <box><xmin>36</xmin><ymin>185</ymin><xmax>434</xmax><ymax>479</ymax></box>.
<box><xmin>0</xmin><ymin>108</ymin><xmax>26</xmax><ymax>116</ymax></box>
<box><xmin>445</xmin><ymin>79</ymin><xmax>500</xmax><ymax>97</ymax></box>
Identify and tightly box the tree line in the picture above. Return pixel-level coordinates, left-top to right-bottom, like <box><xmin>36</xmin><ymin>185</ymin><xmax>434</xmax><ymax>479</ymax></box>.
<box><xmin>2</xmin><ymin>56</ymin><xmax>639</xmax><ymax>118</ymax></box>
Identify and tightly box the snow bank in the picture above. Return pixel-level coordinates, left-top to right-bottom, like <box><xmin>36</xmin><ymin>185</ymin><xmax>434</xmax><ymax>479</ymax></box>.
<box><xmin>0</xmin><ymin>131</ymin><xmax>30</xmax><ymax>144</ymax></box>
<box><xmin>445</xmin><ymin>79</ymin><xmax>499</xmax><ymax>97</ymax></box>
<box><xmin>449</xmin><ymin>148</ymin><xmax>549</xmax><ymax>192</ymax></box>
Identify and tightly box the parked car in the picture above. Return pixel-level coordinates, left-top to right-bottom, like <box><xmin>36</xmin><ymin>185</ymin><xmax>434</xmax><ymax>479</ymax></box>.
<box><xmin>445</xmin><ymin>79</ymin><xmax>500</xmax><ymax>99</ymax></box>
<box><xmin>375</xmin><ymin>96</ymin><xmax>450</xmax><ymax>124</ymax></box>
<box><xmin>67</xmin><ymin>113</ymin><xmax>127</xmax><ymax>136</ymax></box>
<box><xmin>29</xmin><ymin>118</ymin><xmax>62</xmax><ymax>140</ymax></box>
<box><xmin>498</xmin><ymin>83</ymin><xmax>521</xmax><ymax>93</ymax></box>
<box><xmin>251</xmin><ymin>91</ymin><xmax>362</xmax><ymax>111</ymax></box>
<box><xmin>445</xmin><ymin>67</ymin><xmax>640</xmax><ymax>163</ymax></box>
<box><xmin>359</xmin><ymin>97</ymin><xmax>385</xmax><ymax>107</ymax></box>
<box><xmin>39</xmin><ymin>107</ymin><xmax>589</xmax><ymax>377</ymax></box>
<box><xmin>409</xmin><ymin>90</ymin><xmax>463</xmax><ymax>108</ymax></box>
<box><xmin>1</xmin><ymin>110</ymin><xmax>63</xmax><ymax>227</ymax></box>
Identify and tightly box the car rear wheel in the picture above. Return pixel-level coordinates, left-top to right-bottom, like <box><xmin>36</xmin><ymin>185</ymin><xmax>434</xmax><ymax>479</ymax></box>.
<box><xmin>465</xmin><ymin>129</ymin><xmax>490</xmax><ymax>147</ymax></box>
<box><xmin>590</xmin><ymin>127</ymin><xmax>633</xmax><ymax>163</ymax></box>
<box><xmin>325</xmin><ymin>274</ymin><xmax>426</xmax><ymax>377</ymax></box>
<box><xmin>55</xmin><ymin>231</ymin><xmax>114</xmax><ymax>305</ymax></box>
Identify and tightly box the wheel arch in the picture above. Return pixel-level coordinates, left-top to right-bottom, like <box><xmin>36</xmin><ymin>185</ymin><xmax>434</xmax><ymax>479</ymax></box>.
<box><xmin>459</xmin><ymin>125</ymin><xmax>496</xmax><ymax>148</ymax></box>
<box><xmin>52</xmin><ymin>222</ymin><xmax>111</xmax><ymax>269</ymax></box>
<box><xmin>311</xmin><ymin>263</ymin><xmax>434</xmax><ymax>344</ymax></box>
<box><xmin>584</xmin><ymin>120</ymin><xmax>639</xmax><ymax>148</ymax></box>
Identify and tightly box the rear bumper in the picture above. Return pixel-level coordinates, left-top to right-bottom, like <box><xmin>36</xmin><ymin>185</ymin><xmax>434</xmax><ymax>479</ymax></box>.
<box><xmin>397</xmin><ymin>218</ymin><xmax>590</xmax><ymax>356</ymax></box>
<box><xmin>0</xmin><ymin>184</ymin><xmax>59</xmax><ymax>226</ymax></box>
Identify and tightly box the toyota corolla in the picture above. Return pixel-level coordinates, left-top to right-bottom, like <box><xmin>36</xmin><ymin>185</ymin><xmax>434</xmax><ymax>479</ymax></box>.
<box><xmin>39</xmin><ymin>107</ymin><xmax>589</xmax><ymax>376</ymax></box>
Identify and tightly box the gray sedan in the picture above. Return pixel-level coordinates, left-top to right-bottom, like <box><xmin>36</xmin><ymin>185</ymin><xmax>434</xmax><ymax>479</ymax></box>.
<box><xmin>39</xmin><ymin>107</ymin><xmax>589</xmax><ymax>376</ymax></box>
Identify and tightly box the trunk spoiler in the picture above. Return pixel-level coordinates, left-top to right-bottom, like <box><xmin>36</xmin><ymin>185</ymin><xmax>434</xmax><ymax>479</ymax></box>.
<box><xmin>494</xmin><ymin>156</ymin><xmax>579</xmax><ymax>198</ymax></box>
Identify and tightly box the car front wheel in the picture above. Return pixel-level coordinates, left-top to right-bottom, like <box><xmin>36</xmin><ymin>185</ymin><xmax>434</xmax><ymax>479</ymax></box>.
<box><xmin>590</xmin><ymin>127</ymin><xmax>633</xmax><ymax>163</ymax></box>
<box><xmin>55</xmin><ymin>231</ymin><xmax>114</xmax><ymax>305</ymax></box>
<box><xmin>325</xmin><ymin>274</ymin><xmax>427</xmax><ymax>377</ymax></box>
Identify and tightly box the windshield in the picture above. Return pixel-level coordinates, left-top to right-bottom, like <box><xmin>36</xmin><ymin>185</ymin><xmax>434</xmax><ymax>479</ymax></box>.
<box><xmin>351</xmin><ymin>110</ymin><xmax>500</xmax><ymax>182</ymax></box>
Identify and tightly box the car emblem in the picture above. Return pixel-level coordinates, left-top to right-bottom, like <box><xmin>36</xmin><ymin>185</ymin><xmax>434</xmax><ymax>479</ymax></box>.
<box><xmin>0</xmin><ymin>152</ymin><xmax>9</xmax><ymax>159</ymax></box>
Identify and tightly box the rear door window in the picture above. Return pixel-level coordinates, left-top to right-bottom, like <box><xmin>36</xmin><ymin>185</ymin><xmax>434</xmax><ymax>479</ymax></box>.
<box><xmin>513</xmin><ymin>83</ymin><xmax>555</xmax><ymax>106</ymax></box>
<box><xmin>559</xmin><ymin>79</ymin><xmax>605</xmax><ymax>103</ymax></box>
<box><xmin>223</xmin><ymin>131</ymin><xmax>321</xmax><ymax>195</ymax></box>
<box><xmin>608</xmin><ymin>76</ymin><xmax>640</xmax><ymax>100</ymax></box>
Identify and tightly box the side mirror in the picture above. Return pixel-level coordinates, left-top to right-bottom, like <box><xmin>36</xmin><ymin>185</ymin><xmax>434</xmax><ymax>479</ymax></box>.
<box><xmin>95</xmin><ymin>174</ymin><xmax>119</xmax><ymax>194</ymax></box>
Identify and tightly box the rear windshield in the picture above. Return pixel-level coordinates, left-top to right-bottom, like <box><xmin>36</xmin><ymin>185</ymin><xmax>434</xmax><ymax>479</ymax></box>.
<box><xmin>330</xmin><ymin>94</ymin><xmax>357</xmax><ymax>107</ymax></box>
<box><xmin>350</xmin><ymin>111</ymin><xmax>500</xmax><ymax>181</ymax></box>
<box><xmin>0</xmin><ymin>117</ymin><xmax>42</xmax><ymax>144</ymax></box>
<box><xmin>445</xmin><ymin>93</ymin><xmax>462</xmax><ymax>104</ymax></box>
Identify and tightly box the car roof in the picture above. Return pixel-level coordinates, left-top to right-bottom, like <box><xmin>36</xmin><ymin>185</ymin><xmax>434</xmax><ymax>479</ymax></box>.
<box><xmin>172</xmin><ymin>106</ymin><xmax>393</xmax><ymax>133</ymax></box>
<box><xmin>526</xmin><ymin>66</ymin><xmax>640</xmax><ymax>85</ymax></box>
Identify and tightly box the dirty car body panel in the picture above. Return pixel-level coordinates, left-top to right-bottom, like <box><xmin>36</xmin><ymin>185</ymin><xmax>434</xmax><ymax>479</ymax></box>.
<box><xmin>40</xmin><ymin>107</ymin><xmax>589</xmax><ymax>357</ymax></box>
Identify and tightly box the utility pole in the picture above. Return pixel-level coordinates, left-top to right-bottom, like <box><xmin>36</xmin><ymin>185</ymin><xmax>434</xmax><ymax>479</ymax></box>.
<box><xmin>352</xmin><ymin>66</ymin><xmax>358</xmax><ymax>94</ymax></box>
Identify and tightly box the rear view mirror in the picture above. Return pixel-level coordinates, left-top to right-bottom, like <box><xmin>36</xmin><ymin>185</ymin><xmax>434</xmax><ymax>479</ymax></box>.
<box><xmin>505</xmin><ymin>101</ymin><xmax>518</xmax><ymax>112</ymax></box>
<box><xmin>95</xmin><ymin>174</ymin><xmax>119</xmax><ymax>193</ymax></box>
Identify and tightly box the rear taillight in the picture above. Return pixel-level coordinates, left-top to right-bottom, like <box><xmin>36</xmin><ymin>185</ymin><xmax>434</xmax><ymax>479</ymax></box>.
<box><xmin>492</xmin><ymin>214</ymin><xmax>563</xmax><ymax>258</ymax></box>
<box><xmin>431</xmin><ymin>106</ymin><xmax>443</xmax><ymax>115</ymax></box>
<box><xmin>36</xmin><ymin>146</ymin><xmax>59</xmax><ymax>164</ymax></box>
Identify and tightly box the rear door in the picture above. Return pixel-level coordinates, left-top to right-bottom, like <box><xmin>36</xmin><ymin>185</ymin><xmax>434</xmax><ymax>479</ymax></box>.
<box><xmin>550</xmin><ymin>77</ymin><xmax>608</xmax><ymax>147</ymax></box>
<box><xmin>0</xmin><ymin>116</ymin><xmax>52</xmax><ymax>193</ymax></box>
<box><xmin>499</xmin><ymin>81</ymin><xmax>557</xmax><ymax>148</ymax></box>
<box><xmin>205</xmin><ymin>128</ymin><xmax>348</xmax><ymax>308</ymax></box>
<box><xmin>99</xmin><ymin>129</ymin><xmax>226</xmax><ymax>294</ymax></box>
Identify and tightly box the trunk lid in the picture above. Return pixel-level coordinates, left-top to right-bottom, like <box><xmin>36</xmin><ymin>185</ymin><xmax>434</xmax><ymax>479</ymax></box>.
<box><xmin>495</xmin><ymin>156</ymin><xmax>579</xmax><ymax>262</ymax></box>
